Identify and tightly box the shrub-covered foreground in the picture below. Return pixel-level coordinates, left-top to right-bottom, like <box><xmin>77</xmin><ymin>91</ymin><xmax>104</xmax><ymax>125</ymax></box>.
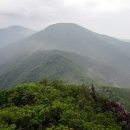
<box><xmin>0</xmin><ymin>80</ymin><xmax>130</xmax><ymax>130</ymax></box>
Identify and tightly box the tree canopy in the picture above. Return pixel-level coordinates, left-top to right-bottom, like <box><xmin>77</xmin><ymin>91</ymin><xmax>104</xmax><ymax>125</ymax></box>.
<box><xmin>0</xmin><ymin>80</ymin><xmax>129</xmax><ymax>130</ymax></box>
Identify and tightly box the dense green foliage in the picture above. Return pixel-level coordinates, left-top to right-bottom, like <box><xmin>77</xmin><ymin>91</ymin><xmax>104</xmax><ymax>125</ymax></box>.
<box><xmin>0</xmin><ymin>80</ymin><xmax>129</xmax><ymax>130</ymax></box>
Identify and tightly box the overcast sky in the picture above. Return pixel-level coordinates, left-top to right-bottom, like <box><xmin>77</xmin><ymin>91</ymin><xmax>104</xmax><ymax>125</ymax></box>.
<box><xmin>0</xmin><ymin>0</ymin><xmax>130</xmax><ymax>39</ymax></box>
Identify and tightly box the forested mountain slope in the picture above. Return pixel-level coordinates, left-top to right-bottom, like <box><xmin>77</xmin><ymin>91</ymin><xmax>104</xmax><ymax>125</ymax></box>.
<box><xmin>0</xmin><ymin>50</ymin><xmax>124</xmax><ymax>88</ymax></box>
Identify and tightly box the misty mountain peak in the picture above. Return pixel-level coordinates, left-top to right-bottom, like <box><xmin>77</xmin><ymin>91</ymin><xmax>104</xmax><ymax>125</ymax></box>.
<box><xmin>34</xmin><ymin>23</ymin><xmax>96</xmax><ymax>41</ymax></box>
<box><xmin>0</xmin><ymin>25</ymin><xmax>36</xmax><ymax>48</ymax></box>
<box><xmin>44</xmin><ymin>23</ymin><xmax>89</xmax><ymax>33</ymax></box>
<box><xmin>6</xmin><ymin>25</ymin><xmax>35</xmax><ymax>32</ymax></box>
<box><xmin>46</xmin><ymin>23</ymin><xmax>83</xmax><ymax>29</ymax></box>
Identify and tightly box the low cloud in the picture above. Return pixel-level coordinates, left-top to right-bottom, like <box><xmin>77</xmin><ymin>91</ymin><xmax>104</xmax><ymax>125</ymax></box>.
<box><xmin>0</xmin><ymin>0</ymin><xmax>130</xmax><ymax>39</ymax></box>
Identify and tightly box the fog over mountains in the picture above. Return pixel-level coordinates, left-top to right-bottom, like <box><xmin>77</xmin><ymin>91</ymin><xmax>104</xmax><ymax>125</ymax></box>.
<box><xmin>0</xmin><ymin>23</ymin><xmax>130</xmax><ymax>88</ymax></box>
<box><xmin>121</xmin><ymin>39</ymin><xmax>130</xmax><ymax>42</ymax></box>
<box><xmin>0</xmin><ymin>25</ymin><xmax>35</xmax><ymax>48</ymax></box>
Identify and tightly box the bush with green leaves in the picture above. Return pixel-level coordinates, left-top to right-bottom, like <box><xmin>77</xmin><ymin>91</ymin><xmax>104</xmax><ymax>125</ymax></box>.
<box><xmin>0</xmin><ymin>80</ymin><xmax>128</xmax><ymax>130</ymax></box>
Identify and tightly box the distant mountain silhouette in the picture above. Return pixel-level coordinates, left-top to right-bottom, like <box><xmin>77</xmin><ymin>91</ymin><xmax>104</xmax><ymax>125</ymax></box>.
<box><xmin>0</xmin><ymin>23</ymin><xmax>130</xmax><ymax>87</ymax></box>
<box><xmin>0</xmin><ymin>25</ymin><xmax>35</xmax><ymax>48</ymax></box>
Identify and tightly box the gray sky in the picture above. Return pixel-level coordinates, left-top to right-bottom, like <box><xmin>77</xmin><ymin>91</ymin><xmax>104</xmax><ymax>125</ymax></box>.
<box><xmin>0</xmin><ymin>0</ymin><xmax>130</xmax><ymax>39</ymax></box>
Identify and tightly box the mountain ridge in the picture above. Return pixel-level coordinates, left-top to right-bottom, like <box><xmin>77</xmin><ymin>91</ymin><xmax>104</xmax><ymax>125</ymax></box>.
<box><xmin>0</xmin><ymin>23</ymin><xmax>130</xmax><ymax>87</ymax></box>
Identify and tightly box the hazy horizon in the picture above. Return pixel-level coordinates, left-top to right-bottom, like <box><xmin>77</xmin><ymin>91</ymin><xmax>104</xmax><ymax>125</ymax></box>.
<box><xmin>0</xmin><ymin>0</ymin><xmax>130</xmax><ymax>39</ymax></box>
